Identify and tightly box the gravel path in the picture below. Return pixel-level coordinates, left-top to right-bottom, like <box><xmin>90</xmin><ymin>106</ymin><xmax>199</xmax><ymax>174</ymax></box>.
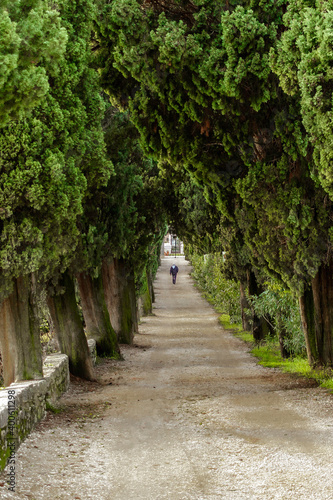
<box><xmin>1</xmin><ymin>257</ymin><xmax>333</xmax><ymax>499</ymax></box>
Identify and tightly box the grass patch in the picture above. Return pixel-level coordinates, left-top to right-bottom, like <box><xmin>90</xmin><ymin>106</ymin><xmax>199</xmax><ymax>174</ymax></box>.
<box><xmin>251</xmin><ymin>340</ymin><xmax>333</xmax><ymax>392</ymax></box>
<box><xmin>219</xmin><ymin>313</ymin><xmax>252</xmax><ymax>341</ymax></box>
<box><xmin>251</xmin><ymin>343</ymin><xmax>285</xmax><ymax>369</ymax></box>
<box><xmin>218</xmin><ymin>314</ymin><xmax>242</xmax><ymax>331</ymax></box>
<box><xmin>236</xmin><ymin>331</ymin><xmax>254</xmax><ymax>343</ymax></box>
<box><xmin>321</xmin><ymin>379</ymin><xmax>333</xmax><ymax>391</ymax></box>
<box><xmin>218</xmin><ymin>313</ymin><xmax>232</xmax><ymax>329</ymax></box>
<box><xmin>218</xmin><ymin>313</ymin><xmax>333</xmax><ymax>393</ymax></box>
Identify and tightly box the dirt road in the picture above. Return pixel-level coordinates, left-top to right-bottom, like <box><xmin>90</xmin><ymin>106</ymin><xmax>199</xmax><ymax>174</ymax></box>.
<box><xmin>2</xmin><ymin>257</ymin><xmax>333</xmax><ymax>499</ymax></box>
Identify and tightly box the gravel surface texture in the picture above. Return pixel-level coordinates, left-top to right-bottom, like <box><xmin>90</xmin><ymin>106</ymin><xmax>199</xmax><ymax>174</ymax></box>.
<box><xmin>1</xmin><ymin>257</ymin><xmax>333</xmax><ymax>499</ymax></box>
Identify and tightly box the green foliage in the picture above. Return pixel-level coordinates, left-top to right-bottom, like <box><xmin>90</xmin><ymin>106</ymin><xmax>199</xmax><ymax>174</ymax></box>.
<box><xmin>94</xmin><ymin>0</ymin><xmax>285</xmax><ymax>197</ymax></box>
<box><xmin>272</xmin><ymin>0</ymin><xmax>333</xmax><ymax>199</ymax></box>
<box><xmin>3</xmin><ymin>0</ymin><xmax>333</xmax><ymax>376</ymax></box>
<box><xmin>93</xmin><ymin>0</ymin><xmax>333</xmax><ymax>304</ymax></box>
<box><xmin>163</xmin><ymin>167</ymin><xmax>222</xmax><ymax>254</ymax></box>
<box><xmin>0</xmin><ymin>0</ymin><xmax>68</xmax><ymax>126</ymax></box>
<box><xmin>191</xmin><ymin>252</ymin><xmax>242</xmax><ymax>324</ymax></box>
<box><xmin>218</xmin><ymin>313</ymin><xmax>243</xmax><ymax>331</ymax></box>
<box><xmin>75</xmin><ymin>106</ymin><xmax>167</xmax><ymax>281</ymax></box>
<box><xmin>249</xmin><ymin>281</ymin><xmax>306</xmax><ymax>357</ymax></box>
<box><xmin>232</xmin><ymin>328</ymin><xmax>253</xmax><ymax>343</ymax></box>
<box><xmin>192</xmin><ymin>250</ymin><xmax>306</xmax><ymax>358</ymax></box>
<box><xmin>232</xmin><ymin>101</ymin><xmax>333</xmax><ymax>295</ymax></box>
<box><xmin>0</xmin><ymin>0</ymin><xmax>112</xmax><ymax>298</ymax></box>
<box><xmin>95</xmin><ymin>0</ymin><xmax>333</xmax><ymax>298</ymax></box>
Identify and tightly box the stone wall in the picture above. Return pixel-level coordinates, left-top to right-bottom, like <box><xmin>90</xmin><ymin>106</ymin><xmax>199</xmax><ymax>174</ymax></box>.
<box><xmin>0</xmin><ymin>353</ymin><xmax>69</xmax><ymax>470</ymax></box>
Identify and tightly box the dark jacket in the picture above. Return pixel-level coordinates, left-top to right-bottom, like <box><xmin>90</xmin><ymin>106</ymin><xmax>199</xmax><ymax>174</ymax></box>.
<box><xmin>170</xmin><ymin>265</ymin><xmax>179</xmax><ymax>276</ymax></box>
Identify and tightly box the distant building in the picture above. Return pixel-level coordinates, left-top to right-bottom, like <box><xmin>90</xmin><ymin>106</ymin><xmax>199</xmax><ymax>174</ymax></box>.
<box><xmin>161</xmin><ymin>233</ymin><xmax>184</xmax><ymax>256</ymax></box>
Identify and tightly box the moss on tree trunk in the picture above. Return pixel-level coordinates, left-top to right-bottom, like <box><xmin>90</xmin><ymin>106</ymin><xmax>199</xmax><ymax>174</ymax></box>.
<box><xmin>102</xmin><ymin>258</ymin><xmax>121</xmax><ymax>335</ymax></box>
<box><xmin>76</xmin><ymin>272</ymin><xmax>120</xmax><ymax>358</ymax></box>
<box><xmin>0</xmin><ymin>275</ymin><xmax>43</xmax><ymax>386</ymax></box>
<box><xmin>47</xmin><ymin>271</ymin><xmax>94</xmax><ymax>380</ymax></box>
<box><xmin>147</xmin><ymin>271</ymin><xmax>155</xmax><ymax>304</ymax></box>
<box><xmin>139</xmin><ymin>272</ymin><xmax>153</xmax><ymax>317</ymax></box>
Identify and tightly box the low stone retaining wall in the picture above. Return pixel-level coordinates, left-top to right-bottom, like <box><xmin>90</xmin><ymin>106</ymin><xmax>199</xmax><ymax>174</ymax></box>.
<box><xmin>0</xmin><ymin>353</ymin><xmax>69</xmax><ymax>470</ymax></box>
<box><xmin>0</xmin><ymin>340</ymin><xmax>97</xmax><ymax>472</ymax></box>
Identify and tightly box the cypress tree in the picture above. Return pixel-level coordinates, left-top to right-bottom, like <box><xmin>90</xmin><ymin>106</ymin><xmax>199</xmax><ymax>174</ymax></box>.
<box><xmin>0</xmin><ymin>0</ymin><xmax>112</xmax><ymax>383</ymax></box>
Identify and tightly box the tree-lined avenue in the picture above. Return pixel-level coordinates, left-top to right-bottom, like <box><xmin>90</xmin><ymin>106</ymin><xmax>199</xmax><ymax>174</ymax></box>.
<box><xmin>1</xmin><ymin>257</ymin><xmax>333</xmax><ymax>499</ymax></box>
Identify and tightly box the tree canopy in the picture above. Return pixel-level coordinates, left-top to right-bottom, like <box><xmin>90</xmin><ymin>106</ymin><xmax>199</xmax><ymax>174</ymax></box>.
<box><xmin>0</xmin><ymin>0</ymin><xmax>113</xmax><ymax>299</ymax></box>
<box><xmin>94</xmin><ymin>0</ymin><xmax>333</xmax><ymax>292</ymax></box>
<box><xmin>0</xmin><ymin>0</ymin><xmax>68</xmax><ymax>126</ymax></box>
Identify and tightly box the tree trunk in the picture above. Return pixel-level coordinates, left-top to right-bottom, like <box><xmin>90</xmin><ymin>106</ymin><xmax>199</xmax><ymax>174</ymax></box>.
<box><xmin>240</xmin><ymin>281</ymin><xmax>251</xmax><ymax>331</ymax></box>
<box><xmin>299</xmin><ymin>289</ymin><xmax>317</xmax><ymax>366</ymax></box>
<box><xmin>311</xmin><ymin>260</ymin><xmax>333</xmax><ymax>366</ymax></box>
<box><xmin>0</xmin><ymin>275</ymin><xmax>43</xmax><ymax>386</ymax></box>
<box><xmin>275</xmin><ymin>312</ymin><xmax>292</xmax><ymax>358</ymax></box>
<box><xmin>76</xmin><ymin>272</ymin><xmax>120</xmax><ymax>358</ymax></box>
<box><xmin>248</xmin><ymin>270</ymin><xmax>271</xmax><ymax>341</ymax></box>
<box><xmin>299</xmin><ymin>259</ymin><xmax>333</xmax><ymax>367</ymax></box>
<box><xmin>102</xmin><ymin>258</ymin><xmax>121</xmax><ymax>335</ymax></box>
<box><xmin>278</xmin><ymin>330</ymin><xmax>291</xmax><ymax>358</ymax></box>
<box><xmin>102</xmin><ymin>258</ymin><xmax>137</xmax><ymax>344</ymax></box>
<box><xmin>47</xmin><ymin>271</ymin><xmax>94</xmax><ymax>380</ymax></box>
<box><xmin>127</xmin><ymin>268</ymin><xmax>138</xmax><ymax>335</ymax></box>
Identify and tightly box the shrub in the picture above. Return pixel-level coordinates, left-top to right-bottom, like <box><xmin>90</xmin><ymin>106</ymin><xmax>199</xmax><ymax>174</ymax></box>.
<box><xmin>191</xmin><ymin>252</ymin><xmax>242</xmax><ymax>324</ymax></box>
<box><xmin>191</xmin><ymin>253</ymin><xmax>306</xmax><ymax>358</ymax></box>
<box><xmin>249</xmin><ymin>281</ymin><xmax>306</xmax><ymax>357</ymax></box>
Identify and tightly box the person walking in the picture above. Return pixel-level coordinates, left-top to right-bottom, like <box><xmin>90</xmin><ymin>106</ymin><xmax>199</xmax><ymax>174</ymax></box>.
<box><xmin>170</xmin><ymin>264</ymin><xmax>179</xmax><ymax>284</ymax></box>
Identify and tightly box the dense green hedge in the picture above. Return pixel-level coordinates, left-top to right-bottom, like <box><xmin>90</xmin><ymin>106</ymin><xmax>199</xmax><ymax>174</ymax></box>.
<box><xmin>191</xmin><ymin>252</ymin><xmax>305</xmax><ymax>358</ymax></box>
<box><xmin>190</xmin><ymin>253</ymin><xmax>242</xmax><ymax>324</ymax></box>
